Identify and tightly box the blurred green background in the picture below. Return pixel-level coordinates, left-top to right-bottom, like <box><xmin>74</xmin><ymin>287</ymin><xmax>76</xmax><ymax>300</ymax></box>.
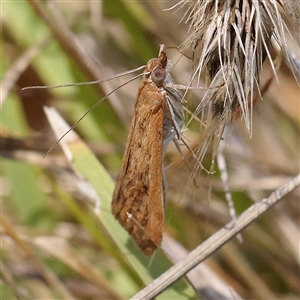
<box><xmin>1</xmin><ymin>1</ymin><xmax>299</xmax><ymax>299</ymax></box>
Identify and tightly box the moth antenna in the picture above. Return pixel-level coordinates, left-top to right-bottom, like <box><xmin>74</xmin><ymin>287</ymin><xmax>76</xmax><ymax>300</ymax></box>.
<box><xmin>43</xmin><ymin>72</ymin><xmax>145</xmax><ymax>157</ymax></box>
<box><xmin>21</xmin><ymin>65</ymin><xmax>146</xmax><ymax>90</ymax></box>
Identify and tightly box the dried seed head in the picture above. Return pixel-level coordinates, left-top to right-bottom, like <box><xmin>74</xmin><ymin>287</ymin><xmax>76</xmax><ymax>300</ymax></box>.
<box><xmin>175</xmin><ymin>0</ymin><xmax>299</xmax><ymax>164</ymax></box>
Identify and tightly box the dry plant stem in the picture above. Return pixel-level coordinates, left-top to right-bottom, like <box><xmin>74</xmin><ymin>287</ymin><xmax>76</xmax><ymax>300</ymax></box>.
<box><xmin>217</xmin><ymin>139</ymin><xmax>242</xmax><ymax>242</ymax></box>
<box><xmin>162</xmin><ymin>236</ymin><xmax>243</xmax><ymax>299</ymax></box>
<box><xmin>131</xmin><ymin>173</ymin><xmax>300</xmax><ymax>300</ymax></box>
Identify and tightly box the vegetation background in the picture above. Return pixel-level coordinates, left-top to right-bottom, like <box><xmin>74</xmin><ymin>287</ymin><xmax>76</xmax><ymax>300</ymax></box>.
<box><xmin>1</xmin><ymin>1</ymin><xmax>299</xmax><ymax>299</ymax></box>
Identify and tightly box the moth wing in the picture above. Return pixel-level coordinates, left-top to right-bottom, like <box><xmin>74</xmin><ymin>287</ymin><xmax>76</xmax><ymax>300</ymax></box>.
<box><xmin>112</xmin><ymin>84</ymin><xmax>164</xmax><ymax>255</ymax></box>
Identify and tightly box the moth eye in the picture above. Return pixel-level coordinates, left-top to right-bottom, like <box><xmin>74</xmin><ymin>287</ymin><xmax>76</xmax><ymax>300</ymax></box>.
<box><xmin>151</xmin><ymin>67</ymin><xmax>166</xmax><ymax>86</ymax></box>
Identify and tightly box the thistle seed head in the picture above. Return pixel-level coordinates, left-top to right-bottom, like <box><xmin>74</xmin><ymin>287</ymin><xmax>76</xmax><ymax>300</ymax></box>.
<box><xmin>176</xmin><ymin>0</ymin><xmax>299</xmax><ymax>163</ymax></box>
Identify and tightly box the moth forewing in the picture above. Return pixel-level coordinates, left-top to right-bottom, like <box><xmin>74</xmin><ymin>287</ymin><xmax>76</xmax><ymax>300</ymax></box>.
<box><xmin>112</xmin><ymin>51</ymin><xmax>169</xmax><ymax>255</ymax></box>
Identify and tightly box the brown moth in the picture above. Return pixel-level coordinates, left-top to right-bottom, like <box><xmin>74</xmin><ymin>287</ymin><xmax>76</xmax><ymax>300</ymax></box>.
<box><xmin>22</xmin><ymin>44</ymin><xmax>184</xmax><ymax>255</ymax></box>
<box><xmin>112</xmin><ymin>45</ymin><xmax>184</xmax><ymax>255</ymax></box>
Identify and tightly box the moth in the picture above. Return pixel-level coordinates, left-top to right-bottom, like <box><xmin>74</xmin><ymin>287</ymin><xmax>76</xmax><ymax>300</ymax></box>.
<box><xmin>111</xmin><ymin>45</ymin><xmax>184</xmax><ymax>255</ymax></box>
<box><xmin>22</xmin><ymin>45</ymin><xmax>185</xmax><ymax>256</ymax></box>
